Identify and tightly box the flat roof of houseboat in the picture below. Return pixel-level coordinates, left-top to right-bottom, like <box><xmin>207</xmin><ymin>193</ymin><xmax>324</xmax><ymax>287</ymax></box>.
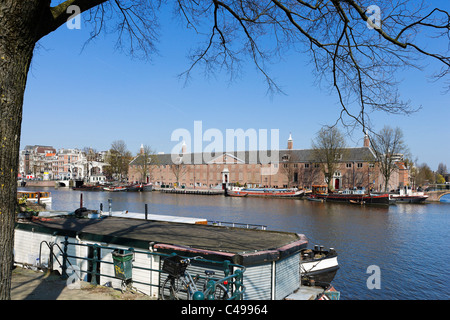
<box><xmin>16</xmin><ymin>216</ymin><xmax>308</xmax><ymax>265</ymax></box>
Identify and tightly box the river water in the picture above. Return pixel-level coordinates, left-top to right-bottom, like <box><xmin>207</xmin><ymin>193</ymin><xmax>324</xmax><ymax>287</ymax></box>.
<box><xmin>19</xmin><ymin>187</ymin><xmax>450</xmax><ymax>300</ymax></box>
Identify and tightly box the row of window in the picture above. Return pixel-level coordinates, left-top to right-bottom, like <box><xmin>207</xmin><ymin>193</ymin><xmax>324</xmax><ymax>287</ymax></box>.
<box><xmin>144</xmin><ymin>162</ymin><xmax>375</xmax><ymax>169</ymax></box>
<box><xmin>281</xmin><ymin>162</ymin><xmax>375</xmax><ymax>168</ymax></box>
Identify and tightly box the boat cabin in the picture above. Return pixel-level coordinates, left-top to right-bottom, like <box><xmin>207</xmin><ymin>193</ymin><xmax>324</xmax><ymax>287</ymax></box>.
<box><xmin>311</xmin><ymin>185</ymin><xmax>328</xmax><ymax>195</ymax></box>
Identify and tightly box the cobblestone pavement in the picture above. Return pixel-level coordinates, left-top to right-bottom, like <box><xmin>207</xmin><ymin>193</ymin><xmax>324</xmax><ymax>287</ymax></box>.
<box><xmin>11</xmin><ymin>267</ymin><xmax>154</xmax><ymax>300</ymax></box>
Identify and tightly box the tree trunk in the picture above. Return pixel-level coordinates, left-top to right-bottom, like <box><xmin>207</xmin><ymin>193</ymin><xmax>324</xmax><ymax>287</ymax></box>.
<box><xmin>0</xmin><ymin>1</ymin><xmax>44</xmax><ymax>300</ymax></box>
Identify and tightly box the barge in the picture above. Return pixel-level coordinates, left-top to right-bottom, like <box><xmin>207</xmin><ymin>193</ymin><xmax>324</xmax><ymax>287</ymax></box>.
<box><xmin>227</xmin><ymin>187</ymin><xmax>305</xmax><ymax>198</ymax></box>
<box><xmin>308</xmin><ymin>185</ymin><xmax>391</xmax><ymax>205</ymax></box>
<box><xmin>14</xmin><ymin>213</ymin><xmax>338</xmax><ymax>300</ymax></box>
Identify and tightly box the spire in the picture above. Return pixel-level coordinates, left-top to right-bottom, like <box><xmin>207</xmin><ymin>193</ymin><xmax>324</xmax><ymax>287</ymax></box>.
<box><xmin>140</xmin><ymin>144</ymin><xmax>144</xmax><ymax>154</ymax></box>
<box><xmin>181</xmin><ymin>140</ymin><xmax>187</xmax><ymax>154</ymax></box>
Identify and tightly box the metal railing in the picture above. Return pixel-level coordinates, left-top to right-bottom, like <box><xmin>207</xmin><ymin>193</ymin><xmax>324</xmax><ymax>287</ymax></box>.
<box><xmin>52</xmin><ymin>236</ymin><xmax>245</xmax><ymax>300</ymax></box>
<box><xmin>209</xmin><ymin>220</ymin><xmax>267</xmax><ymax>230</ymax></box>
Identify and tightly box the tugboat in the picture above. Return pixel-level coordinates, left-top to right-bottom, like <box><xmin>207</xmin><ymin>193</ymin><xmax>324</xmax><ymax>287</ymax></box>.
<box><xmin>300</xmin><ymin>245</ymin><xmax>339</xmax><ymax>288</ymax></box>
<box><xmin>390</xmin><ymin>187</ymin><xmax>428</xmax><ymax>203</ymax></box>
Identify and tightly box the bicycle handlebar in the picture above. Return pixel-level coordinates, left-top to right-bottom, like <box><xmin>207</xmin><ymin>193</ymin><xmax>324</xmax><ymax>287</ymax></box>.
<box><xmin>181</xmin><ymin>256</ymin><xmax>204</xmax><ymax>264</ymax></box>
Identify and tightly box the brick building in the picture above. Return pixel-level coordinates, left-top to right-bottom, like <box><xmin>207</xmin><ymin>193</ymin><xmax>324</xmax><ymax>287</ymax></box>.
<box><xmin>128</xmin><ymin>135</ymin><xmax>409</xmax><ymax>191</ymax></box>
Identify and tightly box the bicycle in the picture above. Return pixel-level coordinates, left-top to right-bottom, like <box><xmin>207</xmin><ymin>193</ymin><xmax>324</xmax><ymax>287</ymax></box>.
<box><xmin>160</xmin><ymin>255</ymin><xmax>231</xmax><ymax>300</ymax></box>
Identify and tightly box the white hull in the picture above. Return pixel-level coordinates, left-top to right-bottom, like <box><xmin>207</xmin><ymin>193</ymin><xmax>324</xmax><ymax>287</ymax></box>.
<box><xmin>301</xmin><ymin>252</ymin><xmax>339</xmax><ymax>286</ymax></box>
<box><xmin>301</xmin><ymin>256</ymin><xmax>338</xmax><ymax>274</ymax></box>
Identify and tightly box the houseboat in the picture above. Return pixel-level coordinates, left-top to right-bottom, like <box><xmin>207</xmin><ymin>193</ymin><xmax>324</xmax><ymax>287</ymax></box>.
<box><xmin>17</xmin><ymin>191</ymin><xmax>52</xmax><ymax>209</ymax></box>
<box><xmin>308</xmin><ymin>185</ymin><xmax>391</xmax><ymax>205</ymax></box>
<box><xmin>227</xmin><ymin>187</ymin><xmax>305</xmax><ymax>198</ymax></box>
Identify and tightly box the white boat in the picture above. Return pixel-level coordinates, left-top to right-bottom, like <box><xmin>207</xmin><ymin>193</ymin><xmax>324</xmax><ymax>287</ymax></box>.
<box><xmin>17</xmin><ymin>191</ymin><xmax>52</xmax><ymax>209</ymax></box>
<box><xmin>390</xmin><ymin>187</ymin><xmax>428</xmax><ymax>203</ymax></box>
<box><xmin>300</xmin><ymin>246</ymin><xmax>339</xmax><ymax>287</ymax></box>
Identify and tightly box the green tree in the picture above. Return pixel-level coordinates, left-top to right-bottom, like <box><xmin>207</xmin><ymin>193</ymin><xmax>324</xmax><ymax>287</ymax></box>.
<box><xmin>1</xmin><ymin>0</ymin><xmax>450</xmax><ymax>300</ymax></box>
<box><xmin>436</xmin><ymin>174</ymin><xmax>445</xmax><ymax>185</ymax></box>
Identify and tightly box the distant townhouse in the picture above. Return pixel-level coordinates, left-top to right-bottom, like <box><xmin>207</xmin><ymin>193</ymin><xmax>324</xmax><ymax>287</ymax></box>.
<box><xmin>19</xmin><ymin>145</ymin><xmax>57</xmax><ymax>180</ymax></box>
<box><xmin>19</xmin><ymin>146</ymin><xmax>108</xmax><ymax>181</ymax></box>
<box><xmin>128</xmin><ymin>135</ymin><xmax>410</xmax><ymax>192</ymax></box>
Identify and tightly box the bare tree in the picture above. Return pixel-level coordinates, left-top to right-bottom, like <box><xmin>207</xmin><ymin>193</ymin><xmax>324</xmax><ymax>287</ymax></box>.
<box><xmin>178</xmin><ymin>0</ymin><xmax>450</xmax><ymax>130</ymax></box>
<box><xmin>104</xmin><ymin>140</ymin><xmax>132</xmax><ymax>181</ymax></box>
<box><xmin>1</xmin><ymin>0</ymin><xmax>450</xmax><ymax>299</ymax></box>
<box><xmin>437</xmin><ymin>163</ymin><xmax>448</xmax><ymax>175</ymax></box>
<box><xmin>311</xmin><ymin>126</ymin><xmax>347</xmax><ymax>191</ymax></box>
<box><xmin>279</xmin><ymin>151</ymin><xmax>299</xmax><ymax>188</ymax></box>
<box><xmin>135</xmin><ymin>145</ymin><xmax>158</xmax><ymax>184</ymax></box>
<box><xmin>300</xmin><ymin>163</ymin><xmax>321</xmax><ymax>190</ymax></box>
<box><xmin>171</xmin><ymin>155</ymin><xmax>188</xmax><ymax>187</ymax></box>
<box><xmin>370</xmin><ymin>126</ymin><xmax>408</xmax><ymax>192</ymax></box>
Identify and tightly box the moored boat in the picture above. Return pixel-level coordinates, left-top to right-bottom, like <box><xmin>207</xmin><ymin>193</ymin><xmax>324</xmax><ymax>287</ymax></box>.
<box><xmin>227</xmin><ymin>186</ymin><xmax>304</xmax><ymax>198</ymax></box>
<box><xmin>390</xmin><ymin>187</ymin><xmax>428</xmax><ymax>203</ymax></box>
<box><xmin>311</xmin><ymin>185</ymin><xmax>391</xmax><ymax>205</ymax></box>
<box><xmin>103</xmin><ymin>185</ymin><xmax>128</xmax><ymax>192</ymax></box>
<box><xmin>127</xmin><ymin>184</ymin><xmax>143</xmax><ymax>192</ymax></box>
<box><xmin>142</xmin><ymin>183</ymin><xmax>153</xmax><ymax>191</ymax></box>
<box><xmin>17</xmin><ymin>191</ymin><xmax>52</xmax><ymax>209</ymax></box>
<box><xmin>72</xmin><ymin>184</ymin><xmax>103</xmax><ymax>191</ymax></box>
<box><xmin>300</xmin><ymin>245</ymin><xmax>339</xmax><ymax>288</ymax></box>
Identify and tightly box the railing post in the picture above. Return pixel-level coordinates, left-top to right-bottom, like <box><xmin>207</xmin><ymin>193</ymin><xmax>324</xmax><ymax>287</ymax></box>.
<box><xmin>91</xmin><ymin>244</ymin><xmax>99</xmax><ymax>285</ymax></box>
<box><xmin>223</xmin><ymin>260</ymin><xmax>230</xmax><ymax>291</ymax></box>
<box><xmin>234</xmin><ymin>269</ymin><xmax>243</xmax><ymax>300</ymax></box>
<box><xmin>206</xmin><ymin>280</ymin><xmax>215</xmax><ymax>300</ymax></box>
<box><xmin>61</xmin><ymin>236</ymin><xmax>69</xmax><ymax>279</ymax></box>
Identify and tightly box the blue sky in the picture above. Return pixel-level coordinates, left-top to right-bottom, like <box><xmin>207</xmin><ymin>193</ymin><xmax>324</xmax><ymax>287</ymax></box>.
<box><xmin>21</xmin><ymin>1</ymin><xmax>449</xmax><ymax>170</ymax></box>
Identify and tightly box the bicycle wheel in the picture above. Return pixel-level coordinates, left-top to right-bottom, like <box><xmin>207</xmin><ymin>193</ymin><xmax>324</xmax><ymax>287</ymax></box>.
<box><xmin>205</xmin><ymin>283</ymin><xmax>231</xmax><ymax>300</ymax></box>
<box><xmin>160</xmin><ymin>276</ymin><xmax>189</xmax><ymax>300</ymax></box>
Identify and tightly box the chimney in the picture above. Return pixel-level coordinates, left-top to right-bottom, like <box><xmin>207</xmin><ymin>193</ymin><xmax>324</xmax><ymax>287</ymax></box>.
<box><xmin>287</xmin><ymin>133</ymin><xmax>293</xmax><ymax>150</ymax></box>
<box><xmin>364</xmin><ymin>133</ymin><xmax>370</xmax><ymax>148</ymax></box>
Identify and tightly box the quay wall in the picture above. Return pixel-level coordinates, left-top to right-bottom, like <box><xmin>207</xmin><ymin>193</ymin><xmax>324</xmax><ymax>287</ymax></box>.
<box><xmin>20</xmin><ymin>180</ymin><xmax>56</xmax><ymax>187</ymax></box>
